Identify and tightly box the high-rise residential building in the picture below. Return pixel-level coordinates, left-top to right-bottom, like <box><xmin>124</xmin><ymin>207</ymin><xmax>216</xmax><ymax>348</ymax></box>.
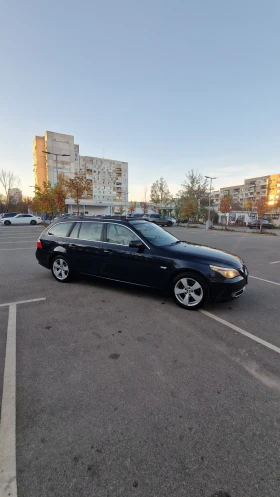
<box><xmin>33</xmin><ymin>131</ymin><xmax>128</xmax><ymax>203</ymax></box>
<box><xmin>219</xmin><ymin>174</ymin><xmax>280</xmax><ymax>208</ymax></box>
<box><xmin>9</xmin><ymin>188</ymin><xmax>22</xmax><ymax>203</ymax></box>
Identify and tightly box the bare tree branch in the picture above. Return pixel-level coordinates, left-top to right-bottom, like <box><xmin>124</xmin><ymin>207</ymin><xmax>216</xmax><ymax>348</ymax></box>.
<box><xmin>0</xmin><ymin>169</ymin><xmax>19</xmax><ymax>207</ymax></box>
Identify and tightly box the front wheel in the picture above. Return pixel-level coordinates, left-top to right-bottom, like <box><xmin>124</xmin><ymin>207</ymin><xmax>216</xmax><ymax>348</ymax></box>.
<box><xmin>172</xmin><ymin>272</ymin><xmax>208</xmax><ymax>310</ymax></box>
<box><xmin>4</xmin><ymin>220</ymin><xmax>11</xmax><ymax>226</ymax></box>
<box><xmin>51</xmin><ymin>255</ymin><xmax>71</xmax><ymax>283</ymax></box>
<box><xmin>30</xmin><ymin>220</ymin><xmax>37</xmax><ymax>225</ymax></box>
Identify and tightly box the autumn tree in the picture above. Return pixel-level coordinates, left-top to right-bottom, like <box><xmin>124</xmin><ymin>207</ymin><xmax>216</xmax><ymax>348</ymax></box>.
<box><xmin>63</xmin><ymin>172</ymin><xmax>92</xmax><ymax>214</ymax></box>
<box><xmin>255</xmin><ymin>197</ymin><xmax>274</xmax><ymax>232</ymax></box>
<box><xmin>0</xmin><ymin>169</ymin><xmax>19</xmax><ymax>210</ymax></box>
<box><xmin>150</xmin><ymin>177</ymin><xmax>171</xmax><ymax>205</ymax></box>
<box><xmin>118</xmin><ymin>204</ymin><xmax>125</xmax><ymax>215</ymax></box>
<box><xmin>181</xmin><ymin>199</ymin><xmax>197</xmax><ymax>221</ymax></box>
<box><xmin>30</xmin><ymin>182</ymin><xmax>58</xmax><ymax>218</ymax></box>
<box><xmin>128</xmin><ymin>202</ymin><xmax>137</xmax><ymax>214</ymax></box>
<box><xmin>177</xmin><ymin>170</ymin><xmax>209</xmax><ymax>221</ymax></box>
<box><xmin>244</xmin><ymin>200</ymin><xmax>253</xmax><ymax>211</ymax></box>
<box><xmin>219</xmin><ymin>195</ymin><xmax>232</xmax><ymax>230</ymax></box>
<box><xmin>140</xmin><ymin>202</ymin><xmax>149</xmax><ymax>214</ymax></box>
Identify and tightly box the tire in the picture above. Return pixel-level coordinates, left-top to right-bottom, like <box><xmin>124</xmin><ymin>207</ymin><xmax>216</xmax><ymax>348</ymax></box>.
<box><xmin>51</xmin><ymin>255</ymin><xmax>71</xmax><ymax>283</ymax></box>
<box><xmin>172</xmin><ymin>272</ymin><xmax>208</xmax><ymax>310</ymax></box>
<box><xmin>30</xmin><ymin>220</ymin><xmax>37</xmax><ymax>225</ymax></box>
<box><xmin>4</xmin><ymin>220</ymin><xmax>11</xmax><ymax>226</ymax></box>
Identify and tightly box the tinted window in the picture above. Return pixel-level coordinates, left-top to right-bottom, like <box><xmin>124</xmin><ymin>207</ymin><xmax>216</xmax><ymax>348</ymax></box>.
<box><xmin>106</xmin><ymin>223</ymin><xmax>139</xmax><ymax>245</ymax></box>
<box><xmin>69</xmin><ymin>222</ymin><xmax>81</xmax><ymax>238</ymax></box>
<box><xmin>79</xmin><ymin>222</ymin><xmax>103</xmax><ymax>241</ymax></box>
<box><xmin>48</xmin><ymin>222</ymin><xmax>73</xmax><ymax>237</ymax></box>
<box><xmin>132</xmin><ymin>221</ymin><xmax>177</xmax><ymax>247</ymax></box>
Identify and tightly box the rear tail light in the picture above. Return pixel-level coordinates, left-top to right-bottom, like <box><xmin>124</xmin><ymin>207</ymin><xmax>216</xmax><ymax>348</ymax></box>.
<box><xmin>37</xmin><ymin>239</ymin><xmax>43</xmax><ymax>249</ymax></box>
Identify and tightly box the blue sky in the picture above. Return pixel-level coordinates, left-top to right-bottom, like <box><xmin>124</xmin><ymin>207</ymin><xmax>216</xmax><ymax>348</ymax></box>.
<box><xmin>1</xmin><ymin>0</ymin><xmax>280</xmax><ymax>200</ymax></box>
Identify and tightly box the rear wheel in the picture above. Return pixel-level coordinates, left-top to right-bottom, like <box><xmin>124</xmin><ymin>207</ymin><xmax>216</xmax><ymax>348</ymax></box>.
<box><xmin>4</xmin><ymin>220</ymin><xmax>11</xmax><ymax>226</ymax></box>
<box><xmin>30</xmin><ymin>220</ymin><xmax>37</xmax><ymax>225</ymax></box>
<box><xmin>172</xmin><ymin>272</ymin><xmax>208</xmax><ymax>310</ymax></box>
<box><xmin>51</xmin><ymin>255</ymin><xmax>71</xmax><ymax>283</ymax></box>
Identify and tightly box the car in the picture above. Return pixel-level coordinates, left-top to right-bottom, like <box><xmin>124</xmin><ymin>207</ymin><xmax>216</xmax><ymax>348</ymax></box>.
<box><xmin>248</xmin><ymin>219</ymin><xmax>275</xmax><ymax>229</ymax></box>
<box><xmin>0</xmin><ymin>214</ymin><xmax>42</xmax><ymax>225</ymax></box>
<box><xmin>143</xmin><ymin>213</ymin><xmax>173</xmax><ymax>227</ymax></box>
<box><xmin>0</xmin><ymin>212</ymin><xmax>18</xmax><ymax>220</ymax></box>
<box><xmin>36</xmin><ymin>216</ymin><xmax>248</xmax><ymax>310</ymax></box>
<box><xmin>165</xmin><ymin>216</ymin><xmax>176</xmax><ymax>225</ymax></box>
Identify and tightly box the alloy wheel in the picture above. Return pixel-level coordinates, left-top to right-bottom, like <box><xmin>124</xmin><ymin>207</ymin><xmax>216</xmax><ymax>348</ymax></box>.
<box><xmin>53</xmin><ymin>258</ymin><xmax>69</xmax><ymax>281</ymax></box>
<box><xmin>174</xmin><ymin>277</ymin><xmax>203</xmax><ymax>308</ymax></box>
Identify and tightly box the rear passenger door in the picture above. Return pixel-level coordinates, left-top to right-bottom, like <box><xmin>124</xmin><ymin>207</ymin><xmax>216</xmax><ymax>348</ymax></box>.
<box><xmin>65</xmin><ymin>221</ymin><xmax>104</xmax><ymax>276</ymax></box>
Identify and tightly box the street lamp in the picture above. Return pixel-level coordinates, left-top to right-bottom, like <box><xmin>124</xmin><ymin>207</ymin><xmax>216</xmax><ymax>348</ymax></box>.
<box><xmin>42</xmin><ymin>151</ymin><xmax>70</xmax><ymax>185</ymax></box>
<box><xmin>205</xmin><ymin>176</ymin><xmax>217</xmax><ymax>229</ymax></box>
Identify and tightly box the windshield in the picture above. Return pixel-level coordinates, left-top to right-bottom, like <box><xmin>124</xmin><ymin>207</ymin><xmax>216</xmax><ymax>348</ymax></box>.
<box><xmin>132</xmin><ymin>221</ymin><xmax>178</xmax><ymax>247</ymax></box>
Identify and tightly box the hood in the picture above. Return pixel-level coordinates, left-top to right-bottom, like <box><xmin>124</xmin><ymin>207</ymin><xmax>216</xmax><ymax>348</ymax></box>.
<box><xmin>161</xmin><ymin>241</ymin><xmax>244</xmax><ymax>268</ymax></box>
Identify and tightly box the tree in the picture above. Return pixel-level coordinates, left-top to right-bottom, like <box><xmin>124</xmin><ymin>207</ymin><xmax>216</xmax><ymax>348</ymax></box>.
<box><xmin>140</xmin><ymin>202</ymin><xmax>149</xmax><ymax>214</ymax></box>
<box><xmin>0</xmin><ymin>169</ymin><xmax>19</xmax><ymax>210</ymax></box>
<box><xmin>150</xmin><ymin>177</ymin><xmax>171</xmax><ymax>205</ymax></box>
<box><xmin>30</xmin><ymin>181</ymin><xmax>58</xmax><ymax>218</ymax></box>
<box><xmin>220</xmin><ymin>196</ymin><xmax>232</xmax><ymax>230</ymax></box>
<box><xmin>54</xmin><ymin>174</ymin><xmax>68</xmax><ymax>213</ymax></box>
<box><xmin>118</xmin><ymin>204</ymin><xmax>125</xmax><ymax>215</ymax></box>
<box><xmin>244</xmin><ymin>200</ymin><xmax>253</xmax><ymax>211</ymax></box>
<box><xmin>181</xmin><ymin>199</ymin><xmax>197</xmax><ymax>221</ymax></box>
<box><xmin>63</xmin><ymin>172</ymin><xmax>92</xmax><ymax>214</ymax></box>
<box><xmin>255</xmin><ymin>197</ymin><xmax>274</xmax><ymax>232</ymax></box>
<box><xmin>230</xmin><ymin>202</ymin><xmax>243</xmax><ymax>211</ymax></box>
<box><xmin>177</xmin><ymin>170</ymin><xmax>209</xmax><ymax>221</ymax></box>
<box><xmin>128</xmin><ymin>202</ymin><xmax>137</xmax><ymax>214</ymax></box>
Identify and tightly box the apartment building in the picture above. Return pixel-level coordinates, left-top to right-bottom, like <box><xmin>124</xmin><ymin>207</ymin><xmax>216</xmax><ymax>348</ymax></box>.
<box><xmin>219</xmin><ymin>174</ymin><xmax>280</xmax><ymax>208</ymax></box>
<box><xmin>33</xmin><ymin>131</ymin><xmax>128</xmax><ymax>203</ymax></box>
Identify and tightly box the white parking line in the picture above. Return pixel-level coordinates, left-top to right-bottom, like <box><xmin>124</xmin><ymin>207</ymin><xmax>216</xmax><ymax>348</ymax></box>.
<box><xmin>0</xmin><ymin>297</ymin><xmax>46</xmax><ymax>307</ymax></box>
<box><xmin>0</xmin><ymin>304</ymin><xmax>17</xmax><ymax>497</ymax></box>
<box><xmin>269</xmin><ymin>261</ymin><xmax>280</xmax><ymax>264</ymax></box>
<box><xmin>250</xmin><ymin>275</ymin><xmax>280</xmax><ymax>286</ymax></box>
<box><xmin>200</xmin><ymin>309</ymin><xmax>280</xmax><ymax>354</ymax></box>
<box><xmin>0</xmin><ymin>298</ymin><xmax>46</xmax><ymax>496</ymax></box>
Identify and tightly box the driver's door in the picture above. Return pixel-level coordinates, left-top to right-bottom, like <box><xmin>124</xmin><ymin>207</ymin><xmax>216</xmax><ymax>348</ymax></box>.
<box><xmin>101</xmin><ymin>223</ymin><xmax>156</xmax><ymax>286</ymax></box>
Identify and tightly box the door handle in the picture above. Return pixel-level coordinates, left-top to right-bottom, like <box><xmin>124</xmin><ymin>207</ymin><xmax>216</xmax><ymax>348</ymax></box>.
<box><xmin>69</xmin><ymin>243</ymin><xmax>77</xmax><ymax>248</ymax></box>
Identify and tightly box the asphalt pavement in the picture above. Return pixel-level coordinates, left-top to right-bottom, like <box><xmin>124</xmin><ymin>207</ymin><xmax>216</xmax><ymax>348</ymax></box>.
<box><xmin>0</xmin><ymin>224</ymin><xmax>280</xmax><ymax>497</ymax></box>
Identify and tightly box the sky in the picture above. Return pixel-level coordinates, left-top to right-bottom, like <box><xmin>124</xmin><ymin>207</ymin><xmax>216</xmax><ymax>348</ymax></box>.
<box><xmin>1</xmin><ymin>0</ymin><xmax>280</xmax><ymax>201</ymax></box>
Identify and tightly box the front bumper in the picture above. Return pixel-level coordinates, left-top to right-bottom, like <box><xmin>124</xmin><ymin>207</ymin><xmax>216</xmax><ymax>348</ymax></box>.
<box><xmin>210</xmin><ymin>276</ymin><xmax>247</xmax><ymax>302</ymax></box>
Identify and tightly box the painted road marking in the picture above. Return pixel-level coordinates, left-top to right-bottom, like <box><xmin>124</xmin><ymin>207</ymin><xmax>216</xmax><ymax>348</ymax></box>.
<box><xmin>0</xmin><ymin>298</ymin><xmax>46</xmax><ymax>308</ymax></box>
<box><xmin>250</xmin><ymin>275</ymin><xmax>280</xmax><ymax>286</ymax></box>
<box><xmin>0</xmin><ymin>304</ymin><xmax>17</xmax><ymax>497</ymax></box>
<box><xmin>270</xmin><ymin>261</ymin><xmax>280</xmax><ymax>264</ymax></box>
<box><xmin>0</xmin><ymin>298</ymin><xmax>46</xmax><ymax>497</ymax></box>
<box><xmin>200</xmin><ymin>309</ymin><xmax>280</xmax><ymax>355</ymax></box>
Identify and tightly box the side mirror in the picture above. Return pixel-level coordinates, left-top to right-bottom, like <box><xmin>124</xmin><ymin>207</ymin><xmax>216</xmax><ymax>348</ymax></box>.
<box><xmin>129</xmin><ymin>240</ymin><xmax>144</xmax><ymax>248</ymax></box>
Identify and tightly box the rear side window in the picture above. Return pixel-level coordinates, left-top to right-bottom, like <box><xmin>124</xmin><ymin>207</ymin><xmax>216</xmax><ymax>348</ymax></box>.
<box><xmin>69</xmin><ymin>222</ymin><xmax>81</xmax><ymax>238</ymax></box>
<box><xmin>79</xmin><ymin>222</ymin><xmax>103</xmax><ymax>241</ymax></box>
<box><xmin>48</xmin><ymin>222</ymin><xmax>73</xmax><ymax>237</ymax></box>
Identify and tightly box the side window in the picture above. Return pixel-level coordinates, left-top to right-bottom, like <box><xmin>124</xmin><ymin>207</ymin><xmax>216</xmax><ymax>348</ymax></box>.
<box><xmin>24</xmin><ymin>215</ymin><xmax>32</xmax><ymax>217</ymax></box>
<box><xmin>48</xmin><ymin>222</ymin><xmax>73</xmax><ymax>237</ymax></box>
<box><xmin>106</xmin><ymin>224</ymin><xmax>139</xmax><ymax>245</ymax></box>
<box><xmin>79</xmin><ymin>222</ymin><xmax>103</xmax><ymax>241</ymax></box>
<box><xmin>17</xmin><ymin>214</ymin><xmax>24</xmax><ymax>218</ymax></box>
<box><xmin>69</xmin><ymin>222</ymin><xmax>81</xmax><ymax>238</ymax></box>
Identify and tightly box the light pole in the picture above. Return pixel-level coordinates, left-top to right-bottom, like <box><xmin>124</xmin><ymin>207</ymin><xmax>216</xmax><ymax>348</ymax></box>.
<box><xmin>205</xmin><ymin>176</ymin><xmax>217</xmax><ymax>229</ymax></box>
<box><xmin>42</xmin><ymin>151</ymin><xmax>70</xmax><ymax>185</ymax></box>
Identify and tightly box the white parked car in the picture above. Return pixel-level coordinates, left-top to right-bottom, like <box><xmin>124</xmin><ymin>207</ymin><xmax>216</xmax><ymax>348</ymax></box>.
<box><xmin>0</xmin><ymin>214</ymin><xmax>42</xmax><ymax>225</ymax></box>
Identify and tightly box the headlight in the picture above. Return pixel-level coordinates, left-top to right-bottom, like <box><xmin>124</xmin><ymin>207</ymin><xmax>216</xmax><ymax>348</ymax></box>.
<box><xmin>210</xmin><ymin>265</ymin><xmax>240</xmax><ymax>279</ymax></box>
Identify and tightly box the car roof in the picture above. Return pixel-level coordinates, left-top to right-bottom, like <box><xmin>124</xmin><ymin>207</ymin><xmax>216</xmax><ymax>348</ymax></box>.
<box><xmin>52</xmin><ymin>215</ymin><xmax>149</xmax><ymax>225</ymax></box>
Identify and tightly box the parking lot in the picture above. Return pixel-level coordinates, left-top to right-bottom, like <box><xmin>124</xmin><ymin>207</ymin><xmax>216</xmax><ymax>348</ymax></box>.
<box><xmin>1</xmin><ymin>224</ymin><xmax>280</xmax><ymax>497</ymax></box>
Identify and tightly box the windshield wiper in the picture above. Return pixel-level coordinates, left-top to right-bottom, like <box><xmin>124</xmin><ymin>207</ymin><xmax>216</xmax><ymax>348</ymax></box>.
<box><xmin>169</xmin><ymin>240</ymin><xmax>181</xmax><ymax>246</ymax></box>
